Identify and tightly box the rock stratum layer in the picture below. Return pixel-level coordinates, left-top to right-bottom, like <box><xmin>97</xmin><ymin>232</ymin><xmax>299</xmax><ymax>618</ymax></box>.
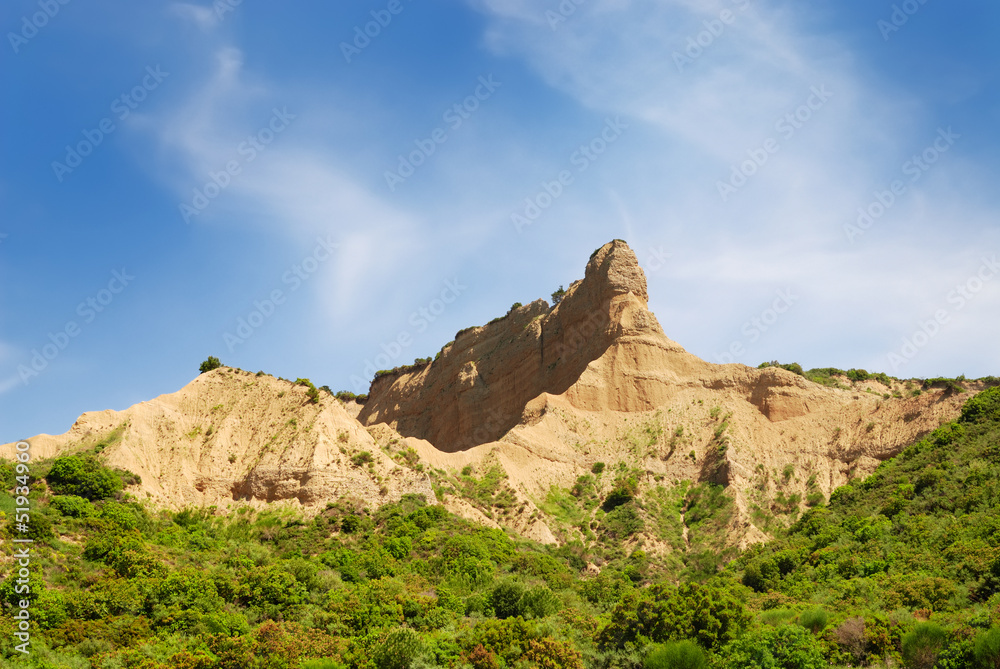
<box><xmin>2</xmin><ymin>240</ymin><xmax>978</xmax><ymax>550</ymax></box>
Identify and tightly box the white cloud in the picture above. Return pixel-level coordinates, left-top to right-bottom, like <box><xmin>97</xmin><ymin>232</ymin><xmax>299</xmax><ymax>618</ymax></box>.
<box><xmin>136</xmin><ymin>46</ymin><xmax>431</xmax><ymax>317</ymax></box>
<box><xmin>464</xmin><ymin>0</ymin><xmax>999</xmax><ymax>375</ymax></box>
<box><xmin>169</xmin><ymin>3</ymin><xmax>219</xmax><ymax>32</ymax></box>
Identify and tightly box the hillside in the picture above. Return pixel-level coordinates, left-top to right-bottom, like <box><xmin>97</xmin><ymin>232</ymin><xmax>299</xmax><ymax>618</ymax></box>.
<box><xmin>2</xmin><ymin>240</ymin><xmax>987</xmax><ymax>559</ymax></box>
<box><xmin>1</xmin><ymin>389</ymin><xmax>998</xmax><ymax>669</ymax></box>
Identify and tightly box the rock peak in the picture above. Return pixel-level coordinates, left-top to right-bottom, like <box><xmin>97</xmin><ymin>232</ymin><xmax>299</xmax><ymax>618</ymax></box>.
<box><xmin>583</xmin><ymin>239</ymin><xmax>648</xmax><ymax>304</ymax></box>
<box><xmin>358</xmin><ymin>239</ymin><xmax>664</xmax><ymax>451</ymax></box>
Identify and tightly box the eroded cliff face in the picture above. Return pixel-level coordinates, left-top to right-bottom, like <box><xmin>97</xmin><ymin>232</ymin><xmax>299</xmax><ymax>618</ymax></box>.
<box><xmin>355</xmin><ymin>239</ymin><xmax>972</xmax><ymax>547</ymax></box>
<box><xmin>2</xmin><ymin>240</ymin><xmax>976</xmax><ymax>552</ymax></box>
<box><xmin>358</xmin><ymin>240</ymin><xmax>693</xmax><ymax>451</ymax></box>
<box><xmin>8</xmin><ymin>369</ymin><xmax>434</xmax><ymax>511</ymax></box>
<box><xmin>358</xmin><ymin>240</ymin><xmax>943</xmax><ymax>459</ymax></box>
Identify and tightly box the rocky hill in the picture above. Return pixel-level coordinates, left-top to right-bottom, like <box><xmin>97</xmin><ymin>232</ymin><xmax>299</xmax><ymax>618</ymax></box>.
<box><xmin>10</xmin><ymin>371</ymin><xmax>434</xmax><ymax>512</ymax></box>
<box><xmin>2</xmin><ymin>240</ymin><xmax>981</xmax><ymax>553</ymax></box>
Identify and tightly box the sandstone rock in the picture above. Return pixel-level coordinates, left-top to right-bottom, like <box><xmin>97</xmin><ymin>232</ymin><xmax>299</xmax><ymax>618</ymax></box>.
<box><xmin>2</xmin><ymin>239</ymin><xmax>979</xmax><ymax>553</ymax></box>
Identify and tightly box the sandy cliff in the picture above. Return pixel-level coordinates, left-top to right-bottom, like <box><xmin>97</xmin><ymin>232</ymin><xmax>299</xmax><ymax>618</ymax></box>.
<box><xmin>2</xmin><ymin>240</ymin><xmax>976</xmax><ymax>551</ymax></box>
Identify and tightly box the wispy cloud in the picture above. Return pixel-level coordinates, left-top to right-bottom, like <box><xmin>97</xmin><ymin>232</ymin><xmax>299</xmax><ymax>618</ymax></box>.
<box><xmin>169</xmin><ymin>2</ymin><xmax>220</xmax><ymax>32</ymax></box>
<box><xmin>466</xmin><ymin>0</ymin><xmax>1000</xmax><ymax>375</ymax></box>
<box><xmin>139</xmin><ymin>46</ymin><xmax>427</xmax><ymax>317</ymax></box>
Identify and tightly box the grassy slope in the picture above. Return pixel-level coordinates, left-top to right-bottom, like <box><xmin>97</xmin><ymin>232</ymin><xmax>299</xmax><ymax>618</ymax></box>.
<box><xmin>1</xmin><ymin>388</ymin><xmax>999</xmax><ymax>668</ymax></box>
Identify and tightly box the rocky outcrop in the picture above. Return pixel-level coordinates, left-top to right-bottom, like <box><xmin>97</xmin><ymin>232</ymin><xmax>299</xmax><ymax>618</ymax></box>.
<box><xmin>358</xmin><ymin>240</ymin><xmax>696</xmax><ymax>451</ymax></box>
<box><xmin>2</xmin><ymin>239</ymin><xmax>979</xmax><ymax>551</ymax></box>
<box><xmin>6</xmin><ymin>369</ymin><xmax>434</xmax><ymax>511</ymax></box>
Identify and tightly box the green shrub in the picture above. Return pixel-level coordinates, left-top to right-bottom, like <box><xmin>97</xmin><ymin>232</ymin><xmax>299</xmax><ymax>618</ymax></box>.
<box><xmin>296</xmin><ymin>378</ymin><xmax>320</xmax><ymax>404</ymax></box>
<box><xmin>798</xmin><ymin>608</ymin><xmax>828</xmax><ymax>634</ymax></box>
<box><xmin>521</xmin><ymin>586</ymin><xmax>561</xmax><ymax>619</ymax></box>
<box><xmin>961</xmin><ymin>386</ymin><xmax>1000</xmax><ymax>424</ymax></box>
<box><xmin>742</xmin><ymin>556</ymin><xmax>779</xmax><ymax>593</ymax></box>
<box><xmin>301</xmin><ymin>661</ymin><xmax>347</xmax><ymax>669</ymax></box>
<box><xmin>46</xmin><ymin>455</ymin><xmax>123</xmax><ymax>500</ymax></box>
<box><xmin>598</xmin><ymin>582</ymin><xmax>749</xmax><ymax>651</ymax></box>
<box><xmin>902</xmin><ymin>622</ymin><xmax>948</xmax><ymax>669</ymax></box>
<box><xmin>351</xmin><ymin>451</ymin><xmax>374</xmax><ymax>467</ymax></box>
<box><xmin>644</xmin><ymin>640</ymin><xmax>708</xmax><ymax>669</ymax></box>
<box><xmin>973</xmin><ymin>626</ymin><xmax>1000</xmax><ymax>669</ymax></box>
<box><xmin>551</xmin><ymin>286</ymin><xmax>566</xmax><ymax>305</ymax></box>
<box><xmin>592</xmin><ymin>462</ymin><xmax>606</xmax><ymax>474</ymax></box>
<box><xmin>718</xmin><ymin>624</ymin><xmax>825</xmax><ymax>669</ymax></box>
<box><xmin>373</xmin><ymin>626</ymin><xmax>423</xmax><ymax>669</ymax></box>
<box><xmin>0</xmin><ymin>460</ymin><xmax>16</xmax><ymax>490</ymax></box>
<box><xmin>601</xmin><ymin>504</ymin><xmax>644</xmax><ymax>540</ymax></box>
<box><xmin>19</xmin><ymin>513</ymin><xmax>54</xmax><ymax>541</ymax></box>
<box><xmin>603</xmin><ymin>475</ymin><xmax>638</xmax><ymax>511</ymax></box>
<box><xmin>50</xmin><ymin>494</ymin><xmax>95</xmax><ymax>518</ymax></box>
<box><xmin>759</xmin><ymin>361</ymin><xmax>804</xmax><ymax>376</ymax></box>
<box><xmin>199</xmin><ymin>356</ymin><xmax>222</xmax><ymax>373</ymax></box>
<box><xmin>490</xmin><ymin>580</ymin><xmax>526</xmax><ymax>619</ymax></box>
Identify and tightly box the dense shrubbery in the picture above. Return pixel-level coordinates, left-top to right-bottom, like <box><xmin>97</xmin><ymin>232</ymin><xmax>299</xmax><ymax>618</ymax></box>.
<box><xmin>46</xmin><ymin>454</ymin><xmax>124</xmax><ymax>500</ymax></box>
<box><xmin>758</xmin><ymin>362</ymin><xmax>899</xmax><ymax>389</ymax></box>
<box><xmin>4</xmin><ymin>388</ymin><xmax>1000</xmax><ymax>668</ymax></box>
<box><xmin>334</xmin><ymin>390</ymin><xmax>369</xmax><ymax>404</ymax></box>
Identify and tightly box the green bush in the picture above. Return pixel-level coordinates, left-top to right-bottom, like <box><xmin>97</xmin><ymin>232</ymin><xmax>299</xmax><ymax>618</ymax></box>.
<box><xmin>601</xmin><ymin>504</ymin><xmax>644</xmax><ymax>540</ymax></box>
<box><xmin>902</xmin><ymin>622</ymin><xmax>948</xmax><ymax>669</ymax></box>
<box><xmin>199</xmin><ymin>356</ymin><xmax>222</xmax><ymax>373</ymax></box>
<box><xmin>490</xmin><ymin>580</ymin><xmax>526</xmax><ymax>619</ymax></box>
<box><xmin>0</xmin><ymin>460</ymin><xmax>16</xmax><ymax>490</ymax></box>
<box><xmin>373</xmin><ymin>626</ymin><xmax>424</xmax><ymax>669</ymax></box>
<box><xmin>521</xmin><ymin>585</ymin><xmax>561</xmax><ymax>619</ymax></box>
<box><xmin>798</xmin><ymin>608</ymin><xmax>828</xmax><ymax>635</ymax></box>
<box><xmin>335</xmin><ymin>390</ymin><xmax>368</xmax><ymax>403</ymax></box>
<box><xmin>351</xmin><ymin>451</ymin><xmax>374</xmax><ymax>467</ymax></box>
<box><xmin>46</xmin><ymin>455</ymin><xmax>123</xmax><ymax>500</ymax></box>
<box><xmin>718</xmin><ymin>624</ymin><xmax>825</xmax><ymax>669</ymax></box>
<box><xmin>742</xmin><ymin>556</ymin><xmax>779</xmax><ymax>593</ymax></box>
<box><xmin>759</xmin><ymin>361</ymin><xmax>804</xmax><ymax>376</ymax></box>
<box><xmin>19</xmin><ymin>512</ymin><xmax>54</xmax><ymax>541</ymax></box>
<box><xmin>598</xmin><ymin>582</ymin><xmax>749</xmax><ymax>651</ymax></box>
<box><xmin>974</xmin><ymin>626</ymin><xmax>1000</xmax><ymax>669</ymax></box>
<box><xmin>50</xmin><ymin>494</ymin><xmax>95</xmax><ymax>518</ymax></box>
<box><xmin>603</xmin><ymin>475</ymin><xmax>639</xmax><ymax>511</ymax></box>
<box><xmin>961</xmin><ymin>386</ymin><xmax>1000</xmax><ymax>424</ymax></box>
<box><xmin>301</xmin><ymin>661</ymin><xmax>347</xmax><ymax>669</ymax></box>
<box><xmin>296</xmin><ymin>378</ymin><xmax>320</xmax><ymax>404</ymax></box>
<box><xmin>645</xmin><ymin>640</ymin><xmax>708</xmax><ymax>669</ymax></box>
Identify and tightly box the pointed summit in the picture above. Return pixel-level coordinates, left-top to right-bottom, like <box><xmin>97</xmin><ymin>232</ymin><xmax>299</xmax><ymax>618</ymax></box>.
<box><xmin>584</xmin><ymin>239</ymin><xmax>648</xmax><ymax>304</ymax></box>
<box><xmin>358</xmin><ymin>239</ymin><xmax>674</xmax><ymax>451</ymax></box>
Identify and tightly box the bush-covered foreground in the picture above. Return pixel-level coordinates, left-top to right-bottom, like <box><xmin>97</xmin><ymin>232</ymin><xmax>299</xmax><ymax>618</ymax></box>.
<box><xmin>3</xmin><ymin>388</ymin><xmax>1000</xmax><ymax>668</ymax></box>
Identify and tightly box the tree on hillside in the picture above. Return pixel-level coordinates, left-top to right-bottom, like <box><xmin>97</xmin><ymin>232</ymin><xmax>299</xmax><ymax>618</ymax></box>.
<box><xmin>199</xmin><ymin>356</ymin><xmax>223</xmax><ymax>374</ymax></box>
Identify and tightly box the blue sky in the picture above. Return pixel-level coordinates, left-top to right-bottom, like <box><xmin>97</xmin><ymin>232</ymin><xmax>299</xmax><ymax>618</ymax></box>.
<box><xmin>2</xmin><ymin>0</ymin><xmax>999</xmax><ymax>441</ymax></box>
